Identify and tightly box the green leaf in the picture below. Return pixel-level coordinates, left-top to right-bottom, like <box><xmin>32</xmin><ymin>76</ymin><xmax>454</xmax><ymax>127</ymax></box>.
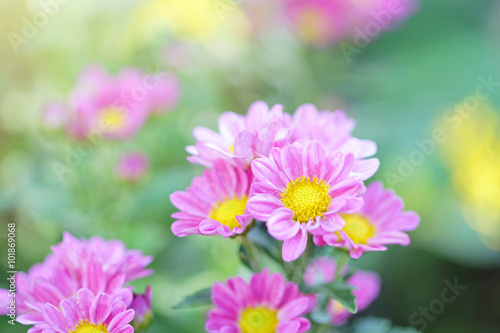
<box><xmin>304</xmin><ymin>280</ymin><xmax>357</xmax><ymax>314</ymax></box>
<box><xmin>172</xmin><ymin>288</ymin><xmax>212</xmax><ymax>309</ymax></box>
<box><xmin>350</xmin><ymin>317</ymin><xmax>422</xmax><ymax>333</ymax></box>
<box><xmin>389</xmin><ymin>328</ymin><xmax>421</xmax><ymax>333</ymax></box>
<box><xmin>238</xmin><ymin>244</ymin><xmax>253</xmax><ymax>271</ymax></box>
<box><xmin>350</xmin><ymin>317</ymin><xmax>392</xmax><ymax>333</ymax></box>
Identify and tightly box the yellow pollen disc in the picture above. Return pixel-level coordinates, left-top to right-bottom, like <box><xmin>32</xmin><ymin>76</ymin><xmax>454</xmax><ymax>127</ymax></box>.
<box><xmin>239</xmin><ymin>306</ymin><xmax>278</xmax><ymax>333</ymax></box>
<box><xmin>298</xmin><ymin>9</ymin><xmax>326</xmax><ymax>42</ymax></box>
<box><xmin>71</xmin><ymin>320</ymin><xmax>108</xmax><ymax>333</ymax></box>
<box><xmin>99</xmin><ymin>106</ymin><xmax>127</xmax><ymax>130</ymax></box>
<box><xmin>330</xmin><ymin>300</ymin><xmax>346</xmax><ymax>315</ymax></box>
<box><xmin>209</xmin><ymin>196</ymin><xmax>247</xmax><ymax>229</ymax></box>
<box><xmin>339</xmin><ymin>213</ymin><xmax>376</xmax><ymax>244</ymax></box>
<box><xmin>229</xmin><ymin>143</ymin><xmax>235</xmax><ymax>154</ymax></box>
<box><xmin>281</xmin><ymin>176</ymin><xmax>332</xmax><ymax>223</ymax></box>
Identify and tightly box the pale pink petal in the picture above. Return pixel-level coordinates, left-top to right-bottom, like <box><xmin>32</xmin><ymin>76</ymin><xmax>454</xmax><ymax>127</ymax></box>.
<box><xmin>247</xmin><ymin>194</ymin><xmax>284</xmax><ymax>221</ymax></box>
<box><xmin>90</xmin><ymin>293</ymin><xmax>112</xmax><ymax>324</ymax></box>
<box><xmin>302</xmin><ymin>141</ymin><xmax>326</xmax><ymax>179</ymax></box>
<box><xmin>282</xmin><ymin>227</ymin><xmax>308</xmax><ymax>262</ymax></box>
<box><xmin>266</xmin><ymin>208</ymin><xmax>298</xmax><ymax>240</ymax></box>
<box><xmin>278</xmin><ymin>296</ymin><xmax>311</xmax><ymax>321</ymax></box>
<box><xmin>107</xmin><ymin>309</ymin><xmax>134</xmax><ymax>332</ymax></box>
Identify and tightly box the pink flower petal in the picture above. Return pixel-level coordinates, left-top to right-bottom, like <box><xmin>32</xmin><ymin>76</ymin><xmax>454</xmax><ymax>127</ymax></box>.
<box><xmin>90</xmin><ymin>293</ymin><xmax>112</xmax><ymax>324</ymax></box>
<box><xmin>107</xmin><ymin>309</ymin><xmax>135</xmax><ymax>332</ymax></box>
<box><xmin>282</xmin><ymin>227</ymin><xmax>308</xmax><ymax>262</ymax></box>
<box><xmin>302</xmin><ymin>141</ymin><xmax>326</xmax><ymax>179</ymax></box>
<box><xmin>266</xmin><ymin>208</ymin><xmax>298</xmax><ymax>240</ymax></box>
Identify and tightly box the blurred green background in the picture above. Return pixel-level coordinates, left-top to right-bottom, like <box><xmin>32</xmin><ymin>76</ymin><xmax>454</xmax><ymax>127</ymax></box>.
<box><xmin>1</xmin><ymin>0</ymin><xmax>500</xmax><ymax>332</ymax></box>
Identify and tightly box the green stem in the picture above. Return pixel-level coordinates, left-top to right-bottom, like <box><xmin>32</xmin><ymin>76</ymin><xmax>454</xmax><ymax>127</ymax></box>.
<box><xmin>291</xmin><ymin>235</ymin><xmax>314</xmax><ymax>284</ymax></box>
<box><xmin>317</xmin><ymin>323</ymin><xmax>332</xmax><ymax>333</ymax></box>
<box><xmin>241</xmin><ymin>234</ymin><xmax>261</xmax><ymax>272</ymax></box>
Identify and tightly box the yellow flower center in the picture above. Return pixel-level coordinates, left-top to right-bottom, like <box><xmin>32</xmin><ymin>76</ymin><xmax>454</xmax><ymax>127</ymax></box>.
<box><xmin>239</xmin><ymin>306</ymin><xmax>278</xmax><ymax>333</ymax></box>
<box><xmin>209</xmin><ymin>196</ymin><xmax>247</xmax><ymax>229</ymax></box>
<box><xmin>281</xmin><ymin>176</ymin><xmax>332</xmax><ymax>223</ymax></box>
<box><xmin>340</xmin><ymin>213</ymin><xmax>376</xmax><ymax>244</ymax></box>
<box><xmin>330</xmin><ymin>300</ymin><xmax>346</xmax><ymax>315</ymax></box>
<box><xmin>99</xmin><ymin>106</ymin><xmax>127</xmax><ymax>131</ymax></box>
<box><xmin>229</xmin><ymin>143</ymin><xmax>235</xmax><ymax>154</ymax></box>
<box><xmin>297</xmin><ymin>8</ymin><xmax>326</xmax><ymax>43</ymax></box>
<box><xmin>71</xmin><ymin>320</ymin><xmax>108</xmax><ymax>333</ymax></box>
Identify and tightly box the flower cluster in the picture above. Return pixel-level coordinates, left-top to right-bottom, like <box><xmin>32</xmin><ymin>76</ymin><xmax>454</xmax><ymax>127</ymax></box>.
<box><xmin>171</xmin><ymin>101</ymin><xmax>420</xmax><ymax>331</ymax></box>
<box><xmin>0</xmin><ymin>232</ymin><xmax>153</xmax><ymax>333</ymax></box>
<box><xmin>44</xmin><ymin>65</ymin><xmax>180</xmax><ymax>140</ymax></box>
<box><xmin>172</xmin><ymin>101</ymin><xmax>418</xmax><ymax>261</ymax></box>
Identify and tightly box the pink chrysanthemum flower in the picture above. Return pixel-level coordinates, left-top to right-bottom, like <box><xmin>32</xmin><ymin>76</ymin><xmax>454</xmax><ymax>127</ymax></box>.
<box><xmin>66</xmin><ymin>65</ymin><xmax>179</xmax><ymax>140</ymax></box>
<box><xmin>187</xmin><ymin>101</ymin><xmax>290</xmax><ymax>169</ymax></box>
<box><xmin>206</xmin><ymin>269</ymin><xmax>314</xmax><ymax>333</ymax></box>
<box><xmin>116</xmin><ymin>152</ymin><xmax>150</xmax><ymax>181</ymax></box>
<box><xmin>247</xmin><ymin>141</ymin><xmax>364</xmax><ymax>262</ymax></box>
<box><xmin>51</xmin><ymin>232</ymin><xmax>154</xmax><ymax>282</ymax></box>
<box><xmin>313</xmin><ymin>181</ymin><xmax>420</xmax><ymax>259</ymax></box>
<box><xmin>170</xmin><ymin>160</ymin><xmax>253</xmax><ymax>237</ymax></box>
<box><xmin>34</xmin><ymin>288</ymin><xmax>134</xmax><ymax>333</ymax></box>
<box><xmin>290</xmin><ymin>104</ymin><xmax>379</xmax><ymax>180</ymax></box>
<box><xmin>0</xmin><ymin>232</ymin><xmax>152</xmax><ymax>326</ymax></box>
<box><xmin>304</xmin><ymin>257</ymin><xmax>381</xmax><ymax>326</ymax></box>
<box><xmin>0</xmin><ymin>254</ymin><xmax>132</xmax><ymax>327</ymax></box>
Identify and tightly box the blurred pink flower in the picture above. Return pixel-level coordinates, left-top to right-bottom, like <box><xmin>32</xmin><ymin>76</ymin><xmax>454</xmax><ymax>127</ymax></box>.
<box><xmin>187</xmin><ymin>101</ymin><xmax>290</xmax><ymax>169</ymax></box>
<box><xmin>313</xmin><ymin>181</ymin><xmax>420</xmax><ymax>258</ymax></box>
<box><xmin>331</xmin><ymin>269</ymin><xmax>381</xmax><ymax>325</ymax></box>
<box><xmin>170</xmin><ymin>160</ymin><xmax>253</xmax><ymax>238</ymax></box>
<box><xmin>0</xmin><ymin>232</ymin><xmax>152</xmax><ymax>327</ymax></box>
<box><xmin>42</xmin><ymin>102</ymin><xmax>68</xmax><ymax>129</ymax></box>
<box><xmin>284</xmin><ymin>0</ymin><xmax>353</xmax><ymax>47</ymax></box>
<box><xmin>116</xmin><ymin>152</ymin><xmax>150</xmax><ymax>181</ymax></box>
<box><xmin>148</xmin><ymin>73</ymin><xmax>181</xmax><ymax>113</ymax></box>
<box><xmin>66</xmin><ymin>65</ymin><xmax>180</xmax><ymax>140</ymax></box>
<box><xmin>206</xmin><ymin>268</ymin><xmax>314</xmax><ymax>333</ymax></box>
<box><xmin>0</xmin><ymin>289</ymin><xmax>10</xmax><ymax>316</ymax></box>
<box><xmin>304</xmin><ymin>256</ymin><xmax>339</xmax><ymax>285</ymax></box>
<box><xmin>34</xmin><ymin>288</ymin><xmax>134</xmax><ymax>333</ymax></box>
<box><xmin>304</xmin><ymin>257</ymin><xmax>381</xmax><ymax>326</ymax></box>
<box><xmin>283</xmin><ymin>0</ymin><xmax>416</xmax><ymax>48</ymax></box>
<box><xmin>2</xmin><ymin>254</ymin><xmax>133</xmax><ymax>328</ymax></box>
<box><xmin>348</xmin><ymin>0</ymin><xmax>417</xmax><ymax>29</ymax></box>
<box><xmin>247</xmin><ymin>141</ymin><xmax>364</xmax><ymax>262</ymax></box>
